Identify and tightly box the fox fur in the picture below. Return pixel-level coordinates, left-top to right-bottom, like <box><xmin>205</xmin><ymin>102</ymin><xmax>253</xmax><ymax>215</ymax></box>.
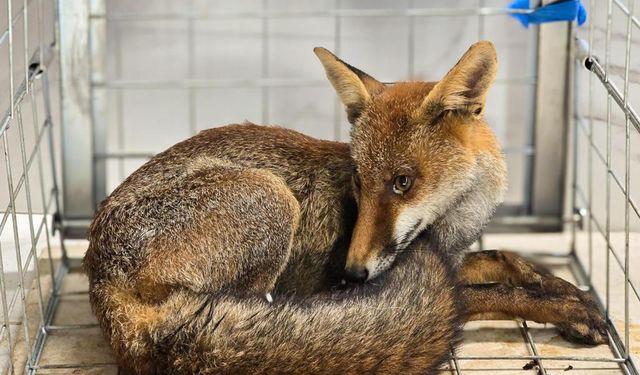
<box><xmin>84</xmin><ymin>41</ymin><xmax>607</xmax><ymax>375</ymax></box>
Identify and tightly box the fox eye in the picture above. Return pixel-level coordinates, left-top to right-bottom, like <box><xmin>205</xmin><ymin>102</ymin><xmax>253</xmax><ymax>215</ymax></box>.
<box><xmin>392</xmin><ymin>175</ymin><xmax>413</xmax><ymax>195</ymax></box>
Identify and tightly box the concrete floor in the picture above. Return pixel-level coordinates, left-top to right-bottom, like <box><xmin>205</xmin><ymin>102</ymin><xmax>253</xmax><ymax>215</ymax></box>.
<box><xmin>11</xmin><ymin>232</ymin><xmax>640</xmax><ymax>374</ymax></box>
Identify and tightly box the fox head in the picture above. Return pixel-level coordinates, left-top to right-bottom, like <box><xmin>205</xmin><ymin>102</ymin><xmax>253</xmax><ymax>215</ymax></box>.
<box><xmin>315</xmin><ymin>41</ymin><xmax>507</xmax><ymax>281</ymax></box>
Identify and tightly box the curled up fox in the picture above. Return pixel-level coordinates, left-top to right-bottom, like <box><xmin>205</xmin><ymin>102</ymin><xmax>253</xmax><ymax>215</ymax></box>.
<box><xmin>84</xmin><ymin>41</ymin><xmax>608</xmax><ymax>374</ymax></box>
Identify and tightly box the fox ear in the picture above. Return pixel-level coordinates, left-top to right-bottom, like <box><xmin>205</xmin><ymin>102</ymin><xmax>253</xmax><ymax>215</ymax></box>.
<box><xmin>418</xmin><ymin>41</ymin><xmax>497</xmax><ymax>122</ymax></box>
<box><xmin>314</xmin><ymin>47</ymin><xmax>383</xmax><ymax>124</ymax></box>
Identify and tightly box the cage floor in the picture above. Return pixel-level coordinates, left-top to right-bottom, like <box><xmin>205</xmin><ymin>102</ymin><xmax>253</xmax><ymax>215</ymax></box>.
<box><xmin>17</xmin><ymin>233</ymin><xmax>640</xmax><ymax>374</ymax></box>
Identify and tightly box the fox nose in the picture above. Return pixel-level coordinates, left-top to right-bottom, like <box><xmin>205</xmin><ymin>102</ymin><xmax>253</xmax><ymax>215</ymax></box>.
<box><xmin>344</xmin><ymin>266</ymin><xmax>368</xmax><ymax>283</ymax></box>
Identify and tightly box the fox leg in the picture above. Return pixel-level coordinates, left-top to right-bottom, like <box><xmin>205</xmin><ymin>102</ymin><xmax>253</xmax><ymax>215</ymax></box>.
<box><xmin>461</xmin><ymin>283</ymin><xmax>608</xmax><ymax>345</ymax></box>
<box><xmin>458</xmin><ymin>250</ymin><xmax>607</xmax><ymax>345</ymax></box>
<box><xmin>459</xmin><ymin>250</ymin><xmax>595</xmax><ymax>299</ymax></box>
<box><xmin>132</xmin><ymin>163</ymin><xmax>301</xmax><ymax>303</ymax></box>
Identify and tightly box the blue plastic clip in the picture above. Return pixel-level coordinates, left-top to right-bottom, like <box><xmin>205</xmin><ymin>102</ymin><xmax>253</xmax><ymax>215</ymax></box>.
<box><xmin>509</xmin><ymin>0</ymin><xmax>587</xmax><ymax>27</ymax></box>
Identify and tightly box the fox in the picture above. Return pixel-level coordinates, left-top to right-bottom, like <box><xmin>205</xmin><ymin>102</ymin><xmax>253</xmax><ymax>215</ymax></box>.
<box><xmin>84</xmin><ymin>41</ymin><xmax>607</xmax><ymax>375</ymax></box>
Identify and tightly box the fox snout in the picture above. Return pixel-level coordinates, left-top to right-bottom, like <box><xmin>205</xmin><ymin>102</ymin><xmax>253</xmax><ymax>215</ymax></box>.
<box><xmin>344</xmin><ymin>240</ymin><xmax>398</xmax><ymax>283</ymax></box>
<box><xmin>345</xmin><ymin>253</ymin><xmax>398</xmax><ymax>283</ymax></box>
<box><xmin>344</xmin><ymin>197</ymin><xmax>397</xmax><ymax>282</ymax></box>
<box><xmin>344</xmin><ymin>231</ymin><xmax>379</xmax><ymax>283</ymax></box>
<box><xmin>344</xmin><ymin>264</ymin><xmax>368</xmax><ymax>283</ymax></box>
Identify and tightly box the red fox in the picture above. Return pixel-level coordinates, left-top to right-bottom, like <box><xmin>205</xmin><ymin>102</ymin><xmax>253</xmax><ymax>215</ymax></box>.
<box><xmin>84</xmin><ymin>41</ymin><xmax>607</xmax><ymax>374</ymax></box>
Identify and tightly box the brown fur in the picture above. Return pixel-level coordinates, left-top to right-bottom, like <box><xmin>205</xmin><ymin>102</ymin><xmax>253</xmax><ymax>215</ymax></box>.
<box><xmin>85</xmin><ymin>42</ymin><xmax>606</xmax><ymax>374</ymax></box>
<box><xmin>459</xmin><ymin>250</ymin><xmax>607</xmax><ymax>344</ymax></box>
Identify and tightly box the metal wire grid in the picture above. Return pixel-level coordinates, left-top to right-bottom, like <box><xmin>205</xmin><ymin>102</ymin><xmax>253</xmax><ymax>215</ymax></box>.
<box><xmin>81</xmin><ymin>1</ymin><xmax>543</xmax><ymax>230</ymax></box>
<box><xmin>0</xmin><ymin>0</ymin><xmax>68</xmax><ymax>374</ymax></box>
<box><xmin>568</xmin><ymin>0</ymin><xmax>640</xmax><ymax>374</ymax></box>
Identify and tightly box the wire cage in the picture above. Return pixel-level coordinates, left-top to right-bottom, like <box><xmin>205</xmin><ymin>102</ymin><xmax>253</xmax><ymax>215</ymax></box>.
<box><xmin>0</xmin><ymin>0</ymin><xmax>67</xmax><ymax>373</ymax></box>
<box><xmin>0</xmin><ymin>0</ymin><xmax>638</xmax><ymax>374</ymax></box>
<box><xmin>61</xmin><ymin>0</ymin><xmax>557</xmax><ymax>235</ymax></box>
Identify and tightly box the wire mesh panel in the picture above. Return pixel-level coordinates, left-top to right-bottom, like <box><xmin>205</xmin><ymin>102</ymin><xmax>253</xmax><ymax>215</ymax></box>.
<box><xmin>571</xmin><ymin>0</ymin><xmax>640</xmax><ymax>373</ymax></box>
<box><xmin>0</xmin><ymin>0</ymin><xmax>66</xmax><ymax>373</ymax></box>
<box><xmin>56</xmin><ymin>0</ymin><xmax>557</xmax><ymax>234</ymax></box>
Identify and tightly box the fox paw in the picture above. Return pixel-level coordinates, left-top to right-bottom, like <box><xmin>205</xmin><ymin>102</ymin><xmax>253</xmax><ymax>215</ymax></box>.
<box><xmin>525</xmin><ymin>274</ymin><xmax>608</xmax><ymax>345</ymax></box>
<box><xmin>529</xmin><ymin>269</ymin><xmax>609</xmax><ymax>345</ymax></box>
<box><xmin>554</xmin><ymin>295</ymin><xmax>608</xmax><ymax>345</ymax></box>
<box><xmin>557</xmin><ymin>319</ymin><xmax>608</xmax><ymax>345</ymax></box>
